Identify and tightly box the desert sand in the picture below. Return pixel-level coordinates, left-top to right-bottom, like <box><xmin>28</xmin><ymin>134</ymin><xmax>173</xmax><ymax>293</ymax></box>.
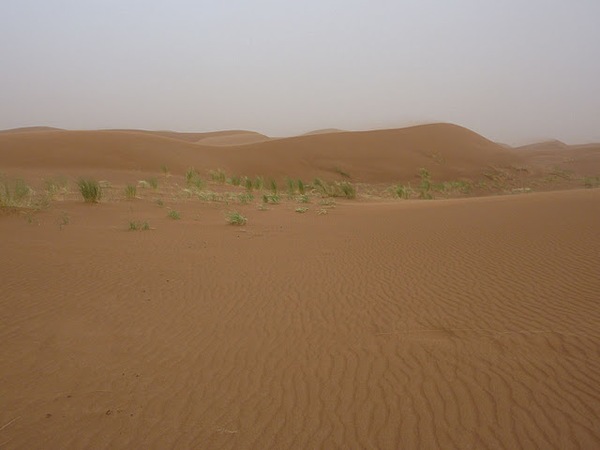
<box><xmin>1</xmin><ymin>124</ymin><xmax>599</xmax><ymax>449</ymax></box>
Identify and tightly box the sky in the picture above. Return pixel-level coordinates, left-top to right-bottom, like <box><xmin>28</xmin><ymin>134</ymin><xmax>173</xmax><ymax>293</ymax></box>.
<box><xmin>1</xmin><ymin>0</ymin><xmax>599</xmax><ymax>144</ymax></box>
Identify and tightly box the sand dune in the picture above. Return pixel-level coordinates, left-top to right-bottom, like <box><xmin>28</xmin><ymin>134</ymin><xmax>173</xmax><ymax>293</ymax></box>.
<box><xmin>0</xmin><ymin>126</ymin><xmax>64</xmax><ymax>134</ymax></box>
<box><xmin>195</xmin><ymin>132</ymin><xmax>272</xmax><ymax>146</ymax></box>
<box><xmin>0</xmin><ymin>123</ymin><xmax>523</xmax><ymax>183</ymax></box>
<box><xmin>303</xmin><ymin>128</ymin><xmax>347</xmax><ymax>135</ymax></box>
<box><xmin>1</xmin><ymin>188</ymin><xmax>598</xmax><ymax>448</ymax></box>
<box><xmin>517</xmin><ymin>141</ymin><xmax>600</xmax><ymax>176</ymax></box>
<box><xmin>1</xmin><ymin>123</ymin><xmax>599</xmax><ymax>448</ymax></box>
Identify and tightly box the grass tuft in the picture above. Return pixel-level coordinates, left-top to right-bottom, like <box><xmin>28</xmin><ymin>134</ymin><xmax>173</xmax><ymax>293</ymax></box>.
<box><xmin>262</xmin><ymin>193</ymin><xmax>280</xmax><ymax>204</ymax></box>
<box><xmin>129</xmin><ymin>220</ymin><xmax>151</xmax><ymax>231</ymax></box>
<box><xmin>209</xmin><ymin>169</ymin><xmax>227</xmax><ymax>183</ymax></box>
<box><xmin>0</xmin><ymin>177</ymin><xmax>35</xmax><ymax>209</ymax></box>
<box><xmin>125</xmin><ymin>184</ymin><xmax>137</xmax><ymax>199</ymax></box>
<box><xmin>238</xmin><ymin>192</ymin><xmax>254</xmax><ymax>204</ymax></box>
<box><xmin>583</xmin><ymin>176</ymin><xmax>600</xmax><ymax>188</ymax></box>
<box><xmin>167</xmin><ymin>210</ymin><xmax>181</xmax><ymax>220</ymax></box>
<box><xmin>43</xmin><ymin>176</ymin><xmax>69</xmax><ymax>199</ymax></box>
<box><xmin>418</xmin><ymin>168</ymin><xmax>433</xmax><ymax>200</ymax></box>
<box><xmin>77</xmin><ymin>179</ymin><xmax>102</xmax><ymax>203</ymax></box>
<box><xmin>338</xmin><ymin>181</ymin><xmax>356</xmax><ymax>199</ymax></box>
<box><xmin>186</xmin><ymin>168</ymin><xmax>204</xmax><ymax>189</ymax></box>
<box><xmin>226</xmin><ymin>211</ymin><xmax>247</xmax><ymax>225</ymax></box>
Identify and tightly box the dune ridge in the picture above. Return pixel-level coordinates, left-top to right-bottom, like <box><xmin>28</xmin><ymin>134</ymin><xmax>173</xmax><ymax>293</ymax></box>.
<box><xmin>0</xmin><ymin>123</ymin><xmax>524</xmax><ymax>183</ymax></box>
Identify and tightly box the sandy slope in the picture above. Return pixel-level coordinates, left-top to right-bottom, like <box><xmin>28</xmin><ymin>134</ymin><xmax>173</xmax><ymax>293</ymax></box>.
<box><xmin>517</xmin><ymin>141</ymin><xmax>600</xmax><ymax>176</ymax></box>
<box><xmin>1</xmin><ymin>188</ymin><xmax>599</xmax><ymax>449</ymax></box>
<box><xmin>0</xmin><ymin>123</ymin><xmax>522</xmax><ymax>183</ymax></box>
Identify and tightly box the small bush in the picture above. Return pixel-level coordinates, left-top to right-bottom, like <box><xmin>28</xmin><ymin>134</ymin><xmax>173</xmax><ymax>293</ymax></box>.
<box><xmin>268</xmin><ymin>178</ymin><xmax>278</xmax><ymax>193</ymax></box>
<box><xmin>77</xmin><ymin>179</ymin><xmax>102</xmax><ymax>203</ymax></box>
<box><xmin>125</xmin><ymin>184</ymin><xmax>137</xmax><ymax>199</ymax></box>
<box><xmin>295</xmin><ymin>207</ymin><xmax>308</xmax><ymax>213</ymax></box>
<box><xmin>147</xmin><ymin>177</ymin><xmax>159</xmax><ymax>189</ymax></box>
<box><xmin>0</xmin><ymin>177</ymin><xmax>34</xmax><ymax>208</ymax></box>
<box><xmin>129</xmin><ymin>220</ymin><xmax>151</xmax><ymax>231</ymax></box>
<box><xmin>262</xmin><ymin>193</ymin><xmax>280</xmax><ymax>204</ymax></box>
<box><xmin>297</xmin><ymin>194</ymin><xmax>310</xmax><ymax>203</ymax></box>
<box><xmin>285</xmin><ymin>178</ymin><xmax>295</xmax><ymax>196</ymax></box>
<box><xmin>209</xmin><ymin>169</ymin><xmax>226</xmax><ymax>183</ymax></box>
<box><xmin>418</xmin><ymin>168</ymin><xmax>433</xmax><ymax>200</ymax></box>
<box><xmin>160</xmin><ymin>164</ymin><xmax>169</xmax><ymax>176</ymax></box>
<box><xmin>168</xmin><ymin>210</ymin><xmax>181</xmax><ymax>220</ymax></box>
<box><xmin>338</xmin><ymin>181</ymin><xmax>356</xmax><ymax>199</ymax></box>
<box><xmin>312</xmin><ymin>178</ymin><xmax>327</xmax><ymax>195</ymax></box>
<box><xmin>297</xmin><ymin>179</ymin><xmax>305</xmax><ymax>195</ymax></box>
<box><xmin>244</xmin><ymin>177</ymin><xmax>254</xmax><ymax>191</ymax></box>
<box><xmin>583</xmin><ymin>176</ymin><xmax>600</xmax><ymax>188</ymax></box>
<box><xmin>394</xmin><ymin>184</ymin><xmax>412</xmax><ymax>199</ymax></box>
<box><xmin>253</xmin><ymin>176</ymin><xmax>264</xmax><ymax>190</ymax></box>
<box><xmin>44</xmin><ymin>176</ymin><xmax>69</xmax><ymax>199</ymax></box>
<box><xmin>238</xmin><ymin>192</ymin><xmax>254</xmax><ymax>204</ymax></box>
<box><xmin>226</xmin><ymin>211</ymin><xmax>247</xmax><ymax>225</ymax></box>
<box><xmin>186</xmin><ymin>168</ymin><xmax>204</xmax><ymax>189</ymax></box>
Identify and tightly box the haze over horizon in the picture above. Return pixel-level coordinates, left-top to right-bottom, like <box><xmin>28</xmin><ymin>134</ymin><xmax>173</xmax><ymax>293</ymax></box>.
<box><xmin>1</xmin><ymin>0</ymin><xmax>599</xmax><ymax>145</ymax></box>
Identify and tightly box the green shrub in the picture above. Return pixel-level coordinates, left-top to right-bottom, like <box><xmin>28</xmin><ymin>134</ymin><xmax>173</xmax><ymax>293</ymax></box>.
<box><xmin>285</xmin><ymin>178</ymin><xmax>295</xmax><ymax>196</ymax></box>
<box><xmin>226</xmin><ymin>211</ymin><xmax>247</xmax><ymax>225</ymax></box>
<box><xmin>167</xmin><ymin>210</ymin><xmax>181</xmax><ymax>220</ymax></box>
<box><xmin>338</xmin><ymin>181</ymin><xmax>356</xmax><ymax>199</ymax></box>
<box><xmin>44</xmin><ymin>176</ymin><xmax>69</xmax><ymax>199</ymax></box>
<box><xmin>209</xmin><ymin>169</ymin><xmax>226</xmax><ymax>183</ymax></box>
<box><xmin>77</xmin><ymin>179</ymin><xmax>102</xmax><ymax>203</ymax></box>
<box><xmin>312</xmin><ymin>178</ymin><xmax>329</xmax><ymax>196</ymax></box>
<box><xmin>268</xmin><ymin>178</ymin><xmax>278</xmax><ymax>193</ymax></box>
<box><xmin>253</xmin><ymin>176</ymin><xmax>264</xmax><ymax>190</ymax></box>
<box><xmin>129</xmin><ymin>220</ymin><xmax>150</xmax><ymax>231</ymax></box>
<box><xmin>418</xmin><ymin>168</ymin><xmax>433</xmax><ymax>200</ymax></box>
<box><xmin>394</xmin><ymin>184</ymin><xmax>411</xmax><ymax>199</ymax></box>
<box><xmin>125</xmin><ymin>184</ymin><xmax>137</xmax><ymax>199</ymax></box>
<box><xmin>262</xmin><ymin>193</ymin><xmax>280</xmax><ymax>204</ymax></box>
<box><xmin>583</xmin><ymin>176</ymin><xmax>600</xmax><ymax>188</ymax></box>
<box><xmin>185</xmin><ymin>168</ymin><xmax>204</xmax><ymax>189</ymax></box>
<box><xmin>238</xmin><ymin>192</ymin><xmax>254</xmax><ymax>204</ymax></box>
<box><xmin>297</xmin><ymin>179</ymin><xmax>305</xmax><ymax>195</ymax></box>
<box><xmin>0</xmin><ymin>177</ymin><xmax>34</xmax><ymax>208</ymax></box>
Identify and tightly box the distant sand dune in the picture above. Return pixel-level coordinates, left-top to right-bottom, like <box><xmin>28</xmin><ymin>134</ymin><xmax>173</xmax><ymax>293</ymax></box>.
<box><xmin>302</xmin><ymin>128</ymin><xmax>347</xmax><ymax>135</ymax></box>
<box><xmin>0</xmin><ymin>123</ymin><xmax>524</xmax><ymax>183</ymax></box>
<box><xmin>517</xmin><ymin>141</ymin><xmax>600</xmax><ymax>176</ymax></box>
<box><xmin>0</xmin><ymin>126</ymin><xmax>64</xmax><ymax>134</ymax></box>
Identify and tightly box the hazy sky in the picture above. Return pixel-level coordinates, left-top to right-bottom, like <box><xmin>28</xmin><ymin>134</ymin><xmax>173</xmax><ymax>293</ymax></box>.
<box><xmin>1</xmin><ymin>0</ymin><xmax>599</xmax><ymax>144</ymax></box>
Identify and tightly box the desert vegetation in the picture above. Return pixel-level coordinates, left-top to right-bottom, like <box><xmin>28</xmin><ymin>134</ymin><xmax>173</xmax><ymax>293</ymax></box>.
<box><xmin>77</xmin><ymin>179</ymin><xmax>102</xmax><ymax>203</ymax></box>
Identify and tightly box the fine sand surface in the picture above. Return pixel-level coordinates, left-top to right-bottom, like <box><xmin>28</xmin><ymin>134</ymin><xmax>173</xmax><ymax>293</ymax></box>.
<box><xmin>1</xmin><ymin>123</ymin><xmax>600</xmax><ymax>448</ymax></box>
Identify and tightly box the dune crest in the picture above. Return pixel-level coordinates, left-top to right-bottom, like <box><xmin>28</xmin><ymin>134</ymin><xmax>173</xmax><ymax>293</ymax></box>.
<box><xmin>0</xmin><ymin>123</ymin><xmax>524</xmax><ymax>183</ymax></box>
